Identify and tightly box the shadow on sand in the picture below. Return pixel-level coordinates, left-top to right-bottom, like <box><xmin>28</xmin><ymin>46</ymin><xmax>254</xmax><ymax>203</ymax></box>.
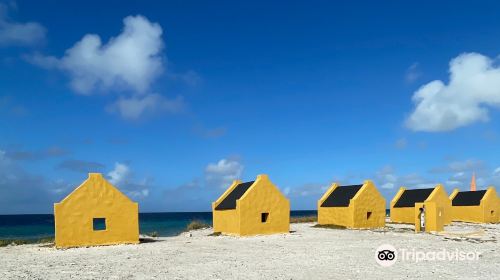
<box><xmin>140</xmin><ymin>237</ymin><xmax>163</xmax><ymax>244</ymax></box>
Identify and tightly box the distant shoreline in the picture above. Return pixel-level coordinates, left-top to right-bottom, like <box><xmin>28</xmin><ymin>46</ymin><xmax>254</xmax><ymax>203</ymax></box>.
<box><xmin>0</xmin><ymin>210</ymin><xmax>319</xmax><ymax>240</ymax></box>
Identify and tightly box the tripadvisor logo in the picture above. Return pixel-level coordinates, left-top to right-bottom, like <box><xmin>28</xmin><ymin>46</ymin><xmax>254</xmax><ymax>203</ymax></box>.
<box><xmin>375</xmin><ymin>244</ymin><xmax>481</xmax><ymax>267</ymax></box>
<box><xmin>375</xmin><ymin>244</ymin><xmax>397</xmax><ymax>267</ymax></box>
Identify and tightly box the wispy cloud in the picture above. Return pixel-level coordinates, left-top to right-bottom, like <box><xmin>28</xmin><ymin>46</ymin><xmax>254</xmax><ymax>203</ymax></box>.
<box><xmin>167</xmin><ymin>70</ymin><xmax>202</xmax><ymax>87</ymax></box>
<box><xmin>0</xmin><ymin>150</ymin><xmax>71</xmax><ymax>214</ymax></box>
<box><xmin>0</xmin><ymin>96</ymin><xmax>29</xmax><ymax>117</ymax></box>
<box><xmin>192</xmin><ymin>124</ymin><xmax>227</xmax><ymax>139</ymax></box>
<box><xmin>5</xmin><ymin>146</ymin><xmax>68</xmax><ymax>161</ymax></box>
<box><xmin>374</xmin><ymin>165</ymin><xmax>433</xmax><ymax>190</ymax></box>
<box><xmin>159</xmin><ymin>157</ymin><xmax>245</xmax><ymax>211</ymax></box>
<box><xmin>106</xmin><ymin>94</ymin><xmax>185</xmax><ymax>120</ymax></box>
<box><xmin>429</xmin><ymin>159</ymin><xmax>485</xmax><ymax>174</ymax></box>
<box><xmin>0</xmin><ymin>3</ymin><xmax>46</xmax><ymax>47</ymax></box>
<box><xmin>405</xmin><ymin>62</ymin><xmax>421</xmax><ymax>83</ymax></box>
<box><xmin>57</xmin><ymin>159</ymin><xmax>105</xmax><ymax>173</ymax></box>
<box><xmin>394</xmin><ymin>138</ymin><xmax>407</xmax><ymax>149</ymax></box>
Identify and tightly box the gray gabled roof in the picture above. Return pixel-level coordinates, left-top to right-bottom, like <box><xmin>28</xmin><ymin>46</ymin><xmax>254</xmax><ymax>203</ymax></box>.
<box><xmin>321</xmin><ymin>184</ymin><xmax>363</xmax><ymax>207</ymax></box>
<box><xmin>393</xmin><ymin>188</ymin><xmax>434</xmax><ymax>208</ymax></box>
<box><xmin>452</xmin><ymin>190</ymin><xmax>487</xmax><ymax>206</ymax></box>
<box><xmin>215</xmin><ymin>181</ymin><xmax>254</xmax><ymax>210</ymax></box>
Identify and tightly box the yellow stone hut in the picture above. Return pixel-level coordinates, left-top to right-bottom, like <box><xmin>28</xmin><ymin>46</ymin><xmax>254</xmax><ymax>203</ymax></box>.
<box><xmin>317</xmin><ymin>180</ymin><xmax>386</xmax><ymax>228</ymax></box>
<box><xmin>450</xmin><ymin>187</ymin><xmax>500</xmax><ymax>223</ymax></box>
<box><xmin>390</xmin><ymin>184</ymin><xmax>452</xmax><ymax>232</ymax></box>
<box><xmin>212</xmin><ymin>174</ymin><xmax>290</xmax><ymax>236</ymax></box>
<box><xmin>54</xmin><ymin>173</ymin><xmax>139</xmax><ymax>248</ymax></box>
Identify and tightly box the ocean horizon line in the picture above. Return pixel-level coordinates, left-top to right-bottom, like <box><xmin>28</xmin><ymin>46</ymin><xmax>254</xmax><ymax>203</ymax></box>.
<box><xmin>0</xmin><ymin>209</ymin><xmax>320</xmax><ymax>216</ymax></box>
<box><xmin>0</xmin><ymin>210</ymin><xmax>320</xmax><ymax>240</ymax></box>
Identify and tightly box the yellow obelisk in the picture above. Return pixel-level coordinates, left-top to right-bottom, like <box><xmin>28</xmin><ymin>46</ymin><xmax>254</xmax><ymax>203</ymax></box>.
<box><xmin>470</xmin><ymin>172</ymin><xmax>476</xmax><ymax>191</ymax></box>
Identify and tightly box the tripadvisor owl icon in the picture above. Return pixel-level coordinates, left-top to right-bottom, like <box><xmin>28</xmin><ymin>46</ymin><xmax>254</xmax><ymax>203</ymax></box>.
<box><xmin>375</xmin><ymin>244</ymin><xmax>397</xmax><ymax>267</ymax></box>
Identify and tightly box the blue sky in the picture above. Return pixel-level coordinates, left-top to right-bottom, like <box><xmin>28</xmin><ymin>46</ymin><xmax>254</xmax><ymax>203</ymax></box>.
<box><xmin>2</xmin><ymin>0</ymin><xmax>500</xmax><ymax>214</ymax></box>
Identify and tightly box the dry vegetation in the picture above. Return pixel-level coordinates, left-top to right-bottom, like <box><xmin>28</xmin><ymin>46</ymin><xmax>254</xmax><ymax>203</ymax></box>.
<box><xmin>147</xmin><ymin>231</ymin><xmax>159</xmax><ymax>238</ymax></box>
<box><xmin>185</xmin><ymin>220</ymin><xmax>211</xmax><ymax>231</ymax></box>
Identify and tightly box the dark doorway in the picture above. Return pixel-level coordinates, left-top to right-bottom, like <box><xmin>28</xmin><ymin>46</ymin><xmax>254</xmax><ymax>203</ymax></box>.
<box><xmin>261</xmin><ymin>213</ymin><xmax>269</xmax><ymax>223</ymax></box>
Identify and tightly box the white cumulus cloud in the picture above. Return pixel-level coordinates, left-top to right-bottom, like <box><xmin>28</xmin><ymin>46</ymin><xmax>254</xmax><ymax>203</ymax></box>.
<box><xmin>205</xmin><ymin>158</ymin><xmax>244</xmax><ymax>188</ymax></box>
<box><xmin>29</xmin><ymin>14</ymin><xmax>192</xmax><ymax>120</ymax></box>
<box><xmin>31</xmin><ymin>15</ymin><xmax>163</xmax><ymax>94</ymax></box>
<box><xmin>107</xmin><ymin>162</ymin><xmax>131</xmax><ymax>186</ymax></box>
<box><xmin>406</xmin><ymin>52</ymin><xmax>500</xmax><ymax>132</ymax></box>
<box><xmin>107</xmin><ymin>162</ymin><xmax>150</xmax><ymax>199</ymax></box>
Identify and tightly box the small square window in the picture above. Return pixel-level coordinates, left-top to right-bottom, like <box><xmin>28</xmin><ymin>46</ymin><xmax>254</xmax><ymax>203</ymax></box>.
<box><xmin>366</xmin><ymin>212</ymin><xmax>372</xmax><ymax>219</ymax></box>
<box><xmin>261</xmin><ymin>213</ymin><xmax>269</xmax><ymax>223</ymax></box>
<box><xmin>93</xmin><ymin>218</ymin><xmax>106</xmax><ymax>231</ymax></box>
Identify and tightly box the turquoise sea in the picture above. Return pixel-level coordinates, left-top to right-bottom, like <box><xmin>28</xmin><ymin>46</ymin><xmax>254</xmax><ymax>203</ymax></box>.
<box><xmin>0</xmin><ymin>210</ymin><xmax>317</xmax><ymax>240</ymax></box>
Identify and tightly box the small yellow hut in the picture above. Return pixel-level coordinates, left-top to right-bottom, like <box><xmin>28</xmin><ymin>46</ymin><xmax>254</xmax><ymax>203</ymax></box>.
<box><xmin>390</xmin><ymin>184</ymin><xmax>451</xmax><ymax>232</ymax></box>
<box><xmin>54</xmin><ymin>173</ymin><xmax>139</xmax><ymax>248</ymax></box>
<box><xmin>212</xmin><ymin>174</ymin><xmax>290</xmax><ymax>236</ymax></box>
<box><xmin>450</xmin><ymin>187</ymin><xmax>500</xmax><ymax>223</ymax></box>
<box><xmin>317</xmin><ymin>180</ymin><xmax>386</xmax><ymax>228</ymax></box>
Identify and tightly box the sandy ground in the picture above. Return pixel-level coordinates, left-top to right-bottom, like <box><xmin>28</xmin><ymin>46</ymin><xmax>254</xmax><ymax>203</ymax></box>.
<box><xmin>1</xmin><ymin>220</ymin><xmax>499</xmax><ymax>280</ymax></box>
